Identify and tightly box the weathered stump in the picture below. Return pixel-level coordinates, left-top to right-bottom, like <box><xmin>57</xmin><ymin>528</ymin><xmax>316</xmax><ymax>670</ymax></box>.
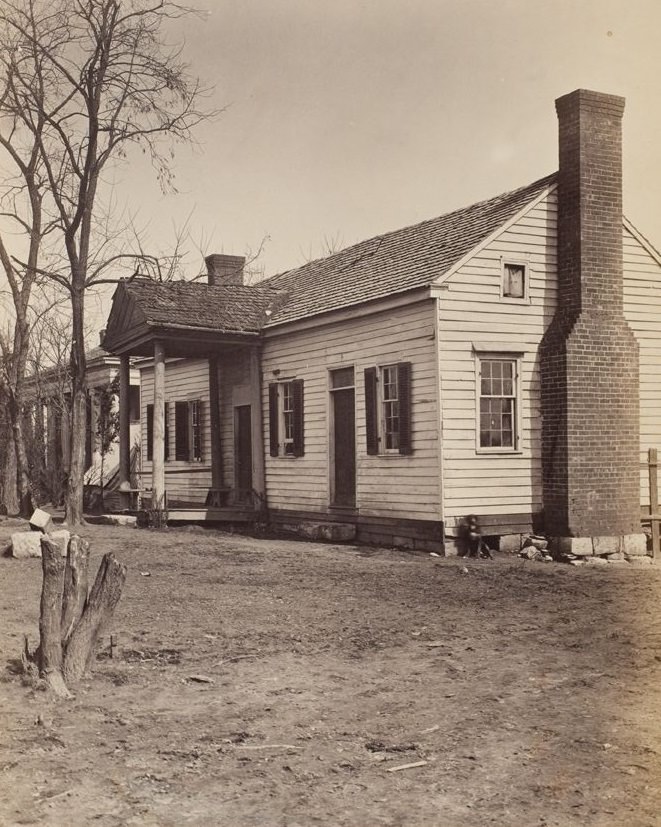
<box><xmin>63</xmin><ymin>552</ymin><xmax>126</xmax><ymax>684</ymax></box>
<box><xmin>38</xmin><ymin>537</ymin><xmax>71</xmax><ymax>698</ymax></box>
<box><xmin>30</xmin><ymin>534</ymin><xmax>126</xmax><ymax>697</ymax></box>
<box><xmin>61</xmin><ymin>535</ymin><xmax>90</xmax><ymax>644</ymax></box>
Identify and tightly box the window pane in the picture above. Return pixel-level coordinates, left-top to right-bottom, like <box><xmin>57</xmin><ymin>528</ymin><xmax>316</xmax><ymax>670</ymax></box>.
<box><xmin>479</xmin><ymin>360</ymin><xmax>517</xmax><ymax>449</ymax></box>
<box><xmin>331</xmin><ymin>367</ymin><xmax>354</xmax><ymax>389</ymax></box>
<box><xmin>504</xmin><ymin>263</ymin><xmax>525</xmax><ymax>298</ymax></box>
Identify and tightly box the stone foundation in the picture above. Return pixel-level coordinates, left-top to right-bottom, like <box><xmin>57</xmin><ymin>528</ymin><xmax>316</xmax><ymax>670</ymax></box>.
<box><xmin>443</xmin><ymin>531</ymin><xmax>653</xmax><ymax>567</ymax></box>
<box><xmin>549</xmin><ymin>533</ymin><xmax>650</xmax><ymax>565</ymax></box>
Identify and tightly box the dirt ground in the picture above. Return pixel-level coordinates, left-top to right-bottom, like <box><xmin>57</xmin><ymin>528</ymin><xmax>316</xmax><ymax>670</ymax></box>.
<box><xmin>0</xmin><ymin>521</ymin><xmax>660</xmax><ymax>827</ymax></box>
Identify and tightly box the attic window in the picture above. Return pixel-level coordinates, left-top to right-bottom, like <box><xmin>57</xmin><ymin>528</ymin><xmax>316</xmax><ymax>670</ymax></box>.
<box><xmin>501</xmin><ymin>262</ymin><xmax>527</xmax><ymax>300</ymax></box>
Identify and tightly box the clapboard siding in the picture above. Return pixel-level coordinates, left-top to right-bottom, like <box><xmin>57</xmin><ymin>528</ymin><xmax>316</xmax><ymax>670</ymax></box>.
<box><xmin>262</xmin><ymin>300</ymin><xmax>440</xmax><ymax>521</ymax></box>
<box><xmin>439</xmin><ymin>191</ymin><xmax>661</xmax><ymax>527</ymax></box>
<box><xmin>140</xmin><ymin>359</ymin><xmax>212</xmax><ymax>503</ymax></box>
<box><xmin>623</xmin><ymin>227</ymin><xmax>661</xmax><ymax>506</ymax></box>
<box><xmin>438</xmin><ymin>191</ymin><xmax>558</xmax><ymax>525</ymax></box>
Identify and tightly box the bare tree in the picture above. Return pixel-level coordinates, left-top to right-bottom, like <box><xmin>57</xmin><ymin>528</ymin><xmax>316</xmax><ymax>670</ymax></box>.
<box><xmin>0</xmin><ymin>0</ymin><xmax>212</xmax><ymax>524</ymax></box>
<box><xmin>0</xmin><ymin>19</ymin><xmax>62</xmax><ymax>514</ymax></box>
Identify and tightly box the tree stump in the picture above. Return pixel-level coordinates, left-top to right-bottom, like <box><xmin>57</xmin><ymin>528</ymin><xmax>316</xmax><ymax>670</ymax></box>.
<box><xmin>63</xmin><ymin>552</ymin><xmax>126</xmax><ymax>684</ymax></box>
<box><xmin>61</xmin><ymin>535</ymin><xmax>90</xmax><ymax>644</ymax></box>
<box><xmin>31</xmin><ymin>534</ymin><xmax>126</xmax><ymax>697</ymax></box>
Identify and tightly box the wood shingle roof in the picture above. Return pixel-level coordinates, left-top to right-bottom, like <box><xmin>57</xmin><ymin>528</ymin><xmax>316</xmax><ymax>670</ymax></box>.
<box><xmin>121</xmin><ymin>279</ymin><xmax>286</xmax><ymax>334</ymax></box>
<box><xmin>104</xmin><ymin>173</ymin><xmax>557</xmax><ymax>354</ymax></box>
<box><xmin>264</xmin><ymin>173</ymin><xmax>557</xmax><ymax>326</ymax></box>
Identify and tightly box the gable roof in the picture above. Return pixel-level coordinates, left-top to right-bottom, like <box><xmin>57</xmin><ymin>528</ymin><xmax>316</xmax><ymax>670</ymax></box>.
<box><xmin>264</xmin><ymin>173</ymin><xmax>558</xmax><ymax>326</ymax></box>
<box><xmin>103</xmin><ymin>172</ymin><xmax>560</xmax><ymax>354</ymax></box>
<box><xmin>119</xmin><ymin>278</ymin><xmax>285</xmax><ymax>334</ymax></box>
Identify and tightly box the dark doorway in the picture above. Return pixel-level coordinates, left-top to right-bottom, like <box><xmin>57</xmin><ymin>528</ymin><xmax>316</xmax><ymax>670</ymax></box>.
<box><xmin>234</xmin><ymin>405</ymin><xmax>253</xmax><ymax>493</ymax></box>
<box><xmin>331</xmin><ymin>369</ymin><xmax>356</xmax><ymax>507</ymax></box>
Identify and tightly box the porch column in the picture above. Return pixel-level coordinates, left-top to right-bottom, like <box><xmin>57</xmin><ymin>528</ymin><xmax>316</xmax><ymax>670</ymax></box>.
<box><xmin>249</xmin><ymin>346</ymin><xmax>265</xmax><ymax>498</ymax></box>
<box><xmin>118</xmin><ymin>354</ymin><xmax>131</xmax><ymax>509</ymax></box>
<box><xmin>208</xmin><ymin>355</ymin><xmax>223</xmax><ymax>490</ymax></box>
<box><xmin>152</xmin><ymin>341</ymin><xmax>166</xmax><ymax>508</ymax></box>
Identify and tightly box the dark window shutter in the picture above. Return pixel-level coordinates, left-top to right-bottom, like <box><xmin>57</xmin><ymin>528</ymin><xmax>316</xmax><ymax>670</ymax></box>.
<box><xmin>164</xmin><ymin>402</ymin><xmax>170</xmax><ymax>461</ymax></box>
<box><xmin>364</xmin><ymin>367</ymin><xmax>378</xmax><ymax>455</ymax></box>
<box><xmin>268</xmin><ymin>383</ymin><xmax>279</xmax><ymax>457</ymax></box>
<box><xmin>175</xmin><ymin>400</ymin><xmax>190</xmax><ymax>460</ymax></box>
<box><xmin>193</xmin><ymin>400</ymin><xmax>203</xmax><ymax>461</ymax></box>
<box><xmin>292</xmin><ymin>379</ymin><xmax>305</xmax><ymax>457</ymax></box>
<box><xmin>398</xmin><ymin>361</ymin><xmax>413</xmax><ymax>455</ymax></box>
<box><xmin>146</xmin><ymin>404</ymin><xmax>153</xmax><ymax>461</ymax></box>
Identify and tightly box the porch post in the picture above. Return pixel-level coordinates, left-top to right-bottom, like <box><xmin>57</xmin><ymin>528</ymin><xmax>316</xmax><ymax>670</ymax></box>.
<box><xmin>249</xmin><ymin>345</ymin><xmax>265</xmax><ymax>498</ymax></box>
<box><xmin>118</xmin><ymin>354</ymin><xmax>131</xmax><ymax>509</ymax></box>
<box><xmin>152</xmin><ymin>341</ymin><xmax>166</xmax><ymax>508</ymax></box>
<box><xmin>208</xmin><ymin>355</ymin><xmax>223</xmax><ymax>490</ymax></box>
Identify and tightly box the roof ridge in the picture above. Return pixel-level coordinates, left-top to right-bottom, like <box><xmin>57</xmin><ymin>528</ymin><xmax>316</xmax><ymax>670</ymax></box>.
<box><xmin>262</xmin><ymin>172</ymin><xmax>557</xmax><ymax>285</ymax></box>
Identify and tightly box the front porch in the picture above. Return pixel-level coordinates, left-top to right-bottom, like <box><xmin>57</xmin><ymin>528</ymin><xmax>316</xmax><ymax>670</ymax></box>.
<box><xmin>102</xmin><ymin>266</ymin><xmax>286</xmax><ymax>523</ymax></box>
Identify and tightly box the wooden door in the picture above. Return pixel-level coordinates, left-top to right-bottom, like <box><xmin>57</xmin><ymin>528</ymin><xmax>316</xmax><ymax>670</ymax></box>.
<box><xmin>332</xmin><ymin>385</ymin><xmax>356</xmax><ymax>507</ymax></box>
<box><xmin>234</xmin><ymin>405</ymin><xmax>253</xmax><ymax>493</ymax></box>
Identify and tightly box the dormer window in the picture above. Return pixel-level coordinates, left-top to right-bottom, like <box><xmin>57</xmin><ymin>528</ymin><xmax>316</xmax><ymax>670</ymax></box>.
<box><xmin>501</xmin><ymin>261</ymin><xmax>528</xmax><ymax>301</ymax></box>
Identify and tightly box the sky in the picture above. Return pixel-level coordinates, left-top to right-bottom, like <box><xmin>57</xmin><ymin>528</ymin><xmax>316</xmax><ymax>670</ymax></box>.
<box><xmin>112</xmin><ymin>0</ymin><xmax>660</xmax><ymax>285</ymax></box>
<box><xmin>6</xmin><ymin>0</ymin><xmax>661</xmax><ymax>329</ymax></box>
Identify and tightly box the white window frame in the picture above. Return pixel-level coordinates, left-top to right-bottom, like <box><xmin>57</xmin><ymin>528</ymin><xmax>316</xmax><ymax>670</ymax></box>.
<box><xmin>500</xmin><ymin>257</ymin><xmax>531</xmax><ymax>304</ymax></box>
<box><xmin>379</xmin><ymin>364</ymin><xmax>401</xmax><ymax>453</ymax></box>
<box><xmin>278</xmin><ymin>381</ymin><xmax>295</xmax><ymax>456</ymax></box>
<box><xmin>474</xmin><ymin>351</ymin><xmax>523</xmax><ymax>454</ymax></box>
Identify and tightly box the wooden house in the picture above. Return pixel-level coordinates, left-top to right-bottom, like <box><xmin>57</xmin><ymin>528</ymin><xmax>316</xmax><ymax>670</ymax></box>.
<box><xmin>21</xmin><ymin>340</ymin><xmax>141</xmax><ymax>509</ymax></box>
<box><xmin>103</xmin><ymin>89</ymin><xmax>661</xmax><ymax>552</ymax></box>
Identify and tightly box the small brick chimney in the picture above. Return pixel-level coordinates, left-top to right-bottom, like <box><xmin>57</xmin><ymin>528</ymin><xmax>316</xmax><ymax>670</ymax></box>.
<box><xmin>205</xmin><ymin>253</ymin><xmax>245</xmax><ymax>286</ymax></box>
<box><xmin>540</xmin><ymin>89</ymin><xmax>641</xmax><ymax>540</ymax></box>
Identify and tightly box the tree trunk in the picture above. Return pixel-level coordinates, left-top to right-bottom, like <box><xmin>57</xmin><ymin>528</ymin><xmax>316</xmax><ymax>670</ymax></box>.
<box><xmin>64</xmin><ymin>286</ymin><xmax>87</xmax><ymax>526</ymax></box>
<box><xmin>38</xmin><ymin>537</ymin><xmax>71</xmax><ymax>698</ymax></box>
<box><xmin>61</xmin><ymin>535</ymin><xmax>90</xmax><ymax>644</ymax></box>
<box><xmin>65</xmin><ymin>381</ymin><xmax>87</xmax><ymax>526</ymax></box>
<box><xmin>8</xmin><ymin>386</ymin><xmax>34</xmax><ymax>517</ymax></box>
<box><xmin>2</xmin><ymin>438</ymin><xmax>18</xmax><ymax>516</ymax></box>
<box><xmin>63</xmin><ymin>552</ymin><xmax>126</xmax><ymax>684</ymax></box>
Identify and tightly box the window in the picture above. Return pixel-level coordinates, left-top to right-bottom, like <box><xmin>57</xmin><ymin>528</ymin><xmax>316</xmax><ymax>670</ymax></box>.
<box><xmin>128</xmin><ymin>385</ymin><xmax>141</xmax><ymax>422</ymax></box>
<box><xmin>478</xmin><ymin>358</ymin><xmax>518</xmax><ymax>450</ymax></box>
<box><xmin>364</xmin><ymin>362</ymin><xmax>412</xmax><ymax>455</ymax></box>
<box><xmin>281</xmin><ymin>382</ymin><xmax>295</xmax><ymax>455</ymax></box>
<box><xmin>175</xmin><ymin>400</ymin><xmax>203</xmax><ymax>462</ymax></box>
<box><xmin>269</xmin><ymin>380</ymin><xmax>304</xmax><ymax>457</ymax></box>
<box><xmin>501</xmin><ymin>261</ymin><xmax>528</xmax><ymax>301</ymax></box>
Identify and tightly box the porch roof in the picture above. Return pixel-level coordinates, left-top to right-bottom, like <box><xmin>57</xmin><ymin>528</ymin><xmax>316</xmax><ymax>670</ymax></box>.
<box><xmin>102</xmin><ymin>278</ymin><xmax>287</xmax><ymax>356</ymax></box>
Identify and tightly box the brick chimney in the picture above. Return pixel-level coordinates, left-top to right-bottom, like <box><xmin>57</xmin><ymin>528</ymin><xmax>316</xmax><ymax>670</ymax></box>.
<box><xmin>540</xmin><ymin>89</ymin><xmax>641</xmax><ymax>541</ymax></box>
<box><xmin>205</xmin><ymin>253</ymin><xmax>245</xmax><ymax>286</ymax></box>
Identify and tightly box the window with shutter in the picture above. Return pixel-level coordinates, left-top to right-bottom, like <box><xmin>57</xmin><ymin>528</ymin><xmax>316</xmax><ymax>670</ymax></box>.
<box><xmin>365</xmin><ymin>362</ymin><xmax>413</xmax><ymax>455</ymax></box>
<box><xmin>269</xmin><ymin>380</ymin><xmax>305</xmax><ymax>457</ymax></box>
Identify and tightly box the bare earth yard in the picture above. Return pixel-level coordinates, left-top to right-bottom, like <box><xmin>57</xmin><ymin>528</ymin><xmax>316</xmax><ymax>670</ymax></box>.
<box><xmin>1</xmin><ymin>521</ymin><xmax>660</xmax><ymax>827</ymax></box>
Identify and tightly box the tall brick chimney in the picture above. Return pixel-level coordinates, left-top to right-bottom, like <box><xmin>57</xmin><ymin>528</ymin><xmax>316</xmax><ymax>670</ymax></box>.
<box><xmin>540</xmin><ymin>89</ymin><xmax>641</xmax><ymax>542</ymax></box>
<box><xmin>205</xmin><ymin>253</ymin><xmax>245</xmax><ymax>286</ymax></box>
